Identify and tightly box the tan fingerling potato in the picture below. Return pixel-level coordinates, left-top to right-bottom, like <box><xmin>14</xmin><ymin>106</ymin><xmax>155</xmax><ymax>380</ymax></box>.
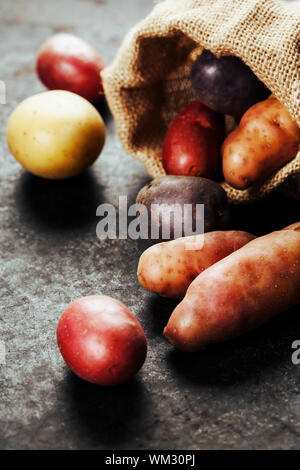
<box><xmin>6</xmin><ymin>90</ymin><xmax>105</xmax><ymax>179</ymax></box>
<box><xmin>164</xmin><ymin>226</ymin><xmax>300</xmax><ymax>352</ymax></box>
<box><xmin>137</xmin><ymin>231</ymin><xmax>255</xmax><ymax>299</ymax></box>
<box><xmin>222</xmin><ymin>96</ymin><xmax>300</xmax><ymax>189</ymax></box>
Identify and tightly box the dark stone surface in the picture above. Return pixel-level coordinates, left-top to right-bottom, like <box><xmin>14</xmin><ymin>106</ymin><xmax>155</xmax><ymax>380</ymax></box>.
<box><xmin>0</xmin><ymin>0</ymin><xmax>299</xmax><ymax>450</ymax></box>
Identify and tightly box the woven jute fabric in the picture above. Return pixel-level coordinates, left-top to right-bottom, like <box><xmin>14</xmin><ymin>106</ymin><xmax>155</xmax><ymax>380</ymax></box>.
<box><xmin>102</xmin><ymin>0</ymin><xmax>300</xmax><ymax>203</ymax></box>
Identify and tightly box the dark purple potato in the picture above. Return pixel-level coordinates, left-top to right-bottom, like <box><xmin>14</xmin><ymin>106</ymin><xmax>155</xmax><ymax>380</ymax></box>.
<box><xmin>190</xmin><ymin>50</ymin><xmax>270</xmax><ymax>120</ymax></box>
<box><xmin>136</xmin><ymin>176</ymin><xmax>230</xmax><ymax>242</ymax></box>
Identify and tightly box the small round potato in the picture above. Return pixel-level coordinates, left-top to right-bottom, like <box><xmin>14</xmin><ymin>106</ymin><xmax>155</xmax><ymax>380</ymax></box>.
<box><xmin>6</xmin><ymin>90</ymin><xmax>105</xmax><ymax>179</ymax></box>
<box><xmin>57</xmin><ymin>295</ymin><xmax>147</xmax><ymax>386</ymax></box>
<box><xmin>36</xmin><ymin>34</ymin><xmax>106</xmax><ymax>105</ymax></box>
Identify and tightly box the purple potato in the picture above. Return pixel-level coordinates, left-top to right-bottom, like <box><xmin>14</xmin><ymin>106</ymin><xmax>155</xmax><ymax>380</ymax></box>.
<box><xmin>136</xmin><ymin>176</ymin><xmax>230</xmax><ymax>242</ymax></box>
<box><xmin>190</xmin><ymin>50</ymin><xmax>270</xmax><ymax>120</ymax></box>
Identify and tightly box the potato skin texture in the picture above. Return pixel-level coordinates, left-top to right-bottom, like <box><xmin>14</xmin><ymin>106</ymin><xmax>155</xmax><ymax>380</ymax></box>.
<box><xmin>57</xmin><ymin>295</ymin><xmax>147</xmax><ymax>386</ymax></box>
<box><xmin>164</xmin><ymin>228</ymin><xmax>300</xmax><ymax>351</ymax></box>
<box><xmin>190</xmin><ymin>50</ymin><xmax>270</xmax><ymax>120</ymax></box>
<box><xmin>36</xmin><ymin>34</ymin><xmax>105</xmax><ymax>104</ymax></box>
<box><xmin>6</xmin><ymin>90</ymin><xmax>105</xmax><ymax>179</ymax></box>
<box><xmin>136</xmin><ymin>176</ymin><xmax>230</xmax><ymax>242</ymax></box>
<box><xmin>162</xmin><ymin>100</ymin><xmax>225</xmax><ymax>178</ymax></box>
<box><xmin>222</xmin><ymin>96</ymin><xmax>300</xmax><ymax>189</ymax></box>
<box><xmin>138</xmin><ymin>231</ymin><xmax>255</xmax><ymax>299</ymax></box>
<box><xmin>282</xmin><ymin>222</ymin><xmax>300</xmax><ymax>232</ymax></box>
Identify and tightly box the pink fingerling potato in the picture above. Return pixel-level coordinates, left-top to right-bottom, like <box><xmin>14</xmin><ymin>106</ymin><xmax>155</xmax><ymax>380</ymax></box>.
<box><xmin>36</xmin><ymin>34</ymin><xmax>106</xmax><ymax>104</ymax></box>
<box><xmin>164</xmin><ymin>226</ymin><xmax>300</xmax><ymax>351</ymax></box>
<box><xmin>57</xmin><ymin>295</ymin><xmax>147</xmax><ymax>386</ymax></box>
<box><xmin>138</xmin><ymin>231</ymin><xmax>255</xmax><ymax>299</ymax></box>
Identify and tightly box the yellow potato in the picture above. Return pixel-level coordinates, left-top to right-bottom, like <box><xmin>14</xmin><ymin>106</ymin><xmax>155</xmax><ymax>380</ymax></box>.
<box><xmin>6</xmin><ymin>90</ymin><xmax>105</xmax><ymax>179</ymax></box>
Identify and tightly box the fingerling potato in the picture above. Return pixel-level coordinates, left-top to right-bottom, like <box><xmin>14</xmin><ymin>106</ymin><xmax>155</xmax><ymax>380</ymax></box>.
<box><xmin>164</xmin><ymin>226</ymin><xmax>300</xmax><ymax>351</ymax></box>
<box><xmin>222</xmin><ymin>96</ymin><xmax>300</xmax><ymax>189</ymax></box>
<box><xmin>138</xmin><ymin>230</ymin><xmax>255</xmax><ymax>299</ymax></box>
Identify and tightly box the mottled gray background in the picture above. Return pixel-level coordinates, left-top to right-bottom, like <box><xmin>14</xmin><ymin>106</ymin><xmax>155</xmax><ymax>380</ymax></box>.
<box><xmin>0</xmin><ymin>0</ymin><xmax>299</xmax><ymax>450</ymax></box>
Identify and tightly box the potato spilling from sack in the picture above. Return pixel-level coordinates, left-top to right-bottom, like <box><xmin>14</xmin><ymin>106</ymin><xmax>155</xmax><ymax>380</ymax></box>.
<box><xmin>162</xmin><ymin>100</ymin><xmax>225</xmax><ymax>178</ymax></box>
<box><xmin>136</xmin><ymin>175</ymin><xmax>230</xmax><ymax>242</ymax></box>
<box><xmin>222</xmin><ymin>96</ymin><xmax>300</xmax><ymax>189</ymax></box>
<box><xmin>190</xmin><ymin>50</ymin><xmax>270</xmax><ymax>121</ymax></box>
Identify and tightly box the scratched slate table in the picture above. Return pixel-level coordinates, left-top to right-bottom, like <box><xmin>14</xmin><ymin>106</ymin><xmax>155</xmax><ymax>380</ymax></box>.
<box><xmin>0</xmin><ymin>0</ymin><xmax>300</xmax><ymax>450</ymax></box>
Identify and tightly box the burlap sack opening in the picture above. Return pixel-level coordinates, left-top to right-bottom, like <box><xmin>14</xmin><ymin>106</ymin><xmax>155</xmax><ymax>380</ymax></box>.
<box><xmin>102</xmin><ymin>0</ymin><xmax>300</xmax><ymax>203</ymax></box>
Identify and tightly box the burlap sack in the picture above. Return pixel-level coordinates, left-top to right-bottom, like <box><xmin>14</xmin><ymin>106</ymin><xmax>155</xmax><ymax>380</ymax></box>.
<box><xmin>102</xmin><ymin>0</ymin><xmax>300</xmax><ymax>203</ymax></box>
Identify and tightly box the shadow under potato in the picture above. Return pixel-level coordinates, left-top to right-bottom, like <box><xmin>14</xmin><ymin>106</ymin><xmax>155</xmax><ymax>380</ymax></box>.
<box><xmin>143</xmin><ymin>294</ymin><xmax>179</xmax><ymax>339</ymax></box>
<box><xmin>166</xmin><ymin>302</ymin><xmax>300</xmax><ymax>387</ymax></box>
<box><xmin>229</xmin><ymin>191</ymin><xmax>299</xmax><ymax>236</ymax></box>
<box><xmin>59</xmin><ymin>371</ymin><xmax>151</xmax><ymax>448</ymax></box>
<box><xmin>95</xmin><ymin>98</ymin><xmax>113</xmax><ymax>126</ymax></box>
<box><xmin>14</xmin><ymin>169</ymin><xmax>105</xmax><ymax>232</ymax></box>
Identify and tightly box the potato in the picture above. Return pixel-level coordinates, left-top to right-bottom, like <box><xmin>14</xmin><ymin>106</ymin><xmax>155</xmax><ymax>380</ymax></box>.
<box><xmin>136</xmin><ymin>176</ymin><xmax>230</xmax><ymax>242</ymax></box>
<box><xmin>57</xmin><ymin>295</ymin><xmax>147</xmax><ymax>386</ymax></box>
<box><xmin>162</xmin><ymin>100</ymin><xmax>225</xmax><ymax>178</ymax></box>
<box><xmin>138</xmin><ymin>230</ymin><xmax>255</xmax><ymax>299</ymax></box>
<box><xmin>282</xmin><ymin>222</ymin><xmax>300</xmax><ymax>232</ymax></box>
<box><xmin>36</xmin><ymin>34</ymin><xmax>105</xmax><ymax>104</ymax></box>
<box><xmin>222</xmin><ymin>96</ymin><xmax>300</xmax><ymax>189</ymax></box>
<box><xmin>6</xmin><ymin>90</ymin><xmax>105</xmax><ymax>179</ymax></box>
<box><xmin>190</xmin><ymin>50</ymin><xmax>270</xmax><ymax>120</ymax></box>
<box><xmin>164</xmin><ymin>225</ymin><xmax>300</xmax><ymax>352</ymax></box>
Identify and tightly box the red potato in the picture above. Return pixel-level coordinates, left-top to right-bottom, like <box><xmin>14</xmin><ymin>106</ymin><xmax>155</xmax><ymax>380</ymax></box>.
<box><xmin>57</xmin><ymin>295</ymin><xmax>147</xmax><ymax>386</ymax></box>
<box><xmin>138</xmin><ymin>231</ymin><xmax>255</xmax><ymax>299</ymax></box>
<box><xmin>162</xmin><ymin>100</ymin><xmax>225</xmax><ymax>178</ymax></box>
<box><xmin>164</xmin><ymin>225</ymin><xmax>300</xmax><ymax>352</ymax></box>
<box><xmin>36</xmin><ymin>34</ymin><xmax>106</xmax><ymax>104</ymax></box>
<box><xmin>222</xmin><ymin>96</ymin><xmax>300</xmax><ymax>189</ymax></box>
